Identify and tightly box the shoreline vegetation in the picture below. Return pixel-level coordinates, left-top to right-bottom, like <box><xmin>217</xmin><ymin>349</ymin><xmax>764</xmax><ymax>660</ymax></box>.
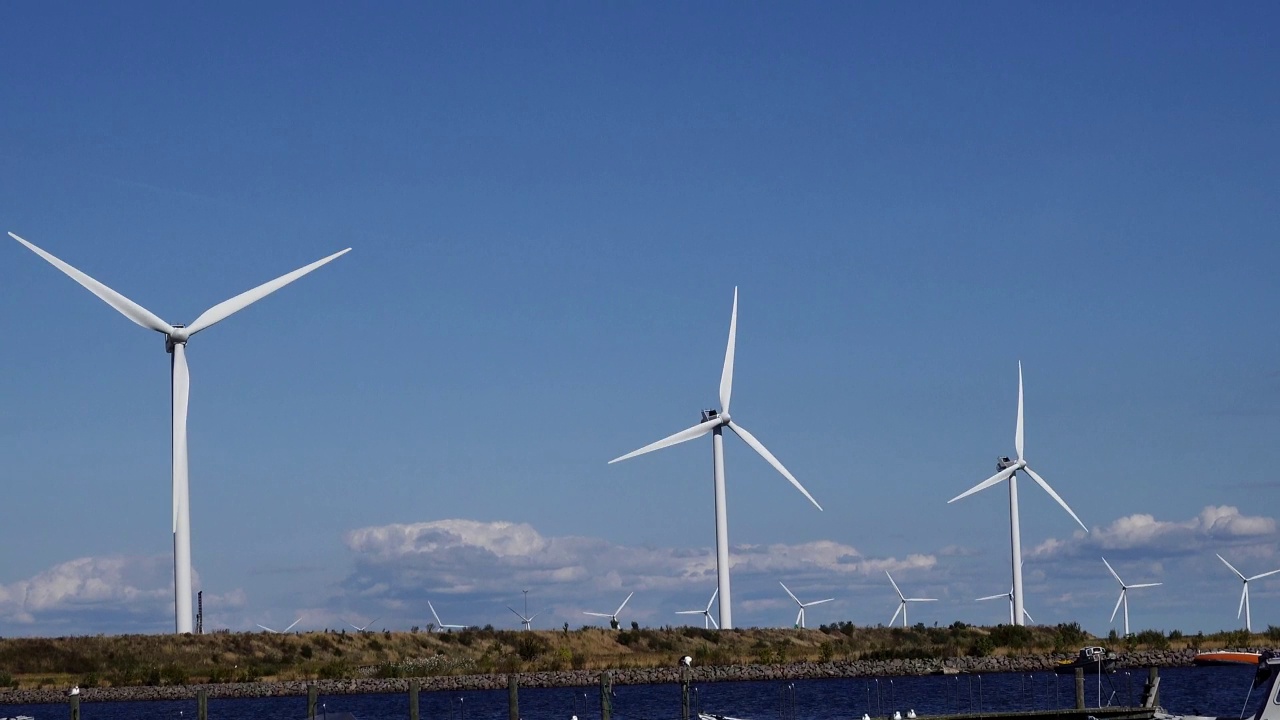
<box><xmin>0</xmin><ymin>622</ymin><xmax>1276</xmax><ymax>704</ymax></box>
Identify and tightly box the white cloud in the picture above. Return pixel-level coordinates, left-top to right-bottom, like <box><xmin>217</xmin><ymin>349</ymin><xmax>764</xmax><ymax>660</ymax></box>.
<box><xmin>1028</xmin><ymin>505</ymin><xmax>1277</xmax><ymax>559</ymax></box>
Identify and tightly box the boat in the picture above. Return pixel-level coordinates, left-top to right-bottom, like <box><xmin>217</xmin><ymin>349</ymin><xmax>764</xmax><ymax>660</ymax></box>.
<box><xmin>1192</xmin><ymin>650</ymin><xmax>1262</xmax><ymax>666</ymax></box>
<box><xmin>1054</xmin><ymin>645</ymin><xmax>1117</xmax><ymax>674</ymax></box>
<box><xmin>1157</xmin><ymin>649</ymin><xmax>1280</xmax><ymax>720</ymax></box>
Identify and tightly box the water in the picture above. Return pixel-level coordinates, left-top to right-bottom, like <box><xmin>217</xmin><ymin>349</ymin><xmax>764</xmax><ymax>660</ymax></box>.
<box><xmin>0</xmin><ymin>665</ymin><xmax>1268</xmax><ymax>720</ymax></box>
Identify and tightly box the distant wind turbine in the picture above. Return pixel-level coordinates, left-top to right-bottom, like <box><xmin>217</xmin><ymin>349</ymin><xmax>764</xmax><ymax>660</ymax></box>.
<box><xmin>779</xmin><ymin>582</ymin><xmax>833</xmax><ymax>629</ymax></box>
<box><xmin>976</xmin><ymin>588</ymin><xmax>1034</xmax><ymax>625</ymax></box>
<box><xmin>584</xmin><ymin>592</ymin><xmax>634</xmax><ymax>630</ymax></box>
<box><xmin>9</xmin><ymin>231</ymin><xmax>349</xmax><ymax>634</ymax></box>
<box><xmin>507</xmin><ymin>605</ymin><xmax>542</xmax><ymax>631</ymax></box>
<box><xmin>676</xmin><ymin>588</ymin><xmax>720</xmax><ymax>629</ymax></box>
<box><xmin>429</xmin><ymin>601</ymin><xmax>465</xmax><ymax>631</ymax></box>
<box><xmin>947</xmin><ymin>363</ymin><xmax>1088</xmax><ymax>627</ymax></box>
<box><xmin>1217</xmin><ymin>554</ymin><xmax>1280</xmax><ymax>633</ymax></box>
<box><xmin>347</xmin><ymin>617</ymin><xmax>381</xmax><ymax>633</ymax></box>
<box><xmin>887</xmin><ymin>571</ymin><xmax>937</xmax><ymax>627</ymax></box>
<box><xmin>256</xmin><ymin>618</ymin><xmax>302</xmax><ymax>634</ymax></box>
<box><xmin>1103</xmin><ymin>557</ymin><xmax>1161</xmax><ymax>637</ymax></box>
<box><xmin>608</xmin><ymin>288</ymin><xmax>821</xmax><ymax>630</ymax></box>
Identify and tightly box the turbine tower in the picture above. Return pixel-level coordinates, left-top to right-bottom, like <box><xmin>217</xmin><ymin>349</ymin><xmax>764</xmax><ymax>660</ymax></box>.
<box><xmin>1217</xmin><ymin>554</ymin><xmax>1280</xmax><ymax>633</ymax></box>
<box><xmin>609</xmin><ymin>288</ymin><xmax>821</xmax><ymax>630</ymax></box>
<box><xmin>676</xmin><ymin>588</ymin><xmax>720</xmax><ymax>629</ymax></box>
<box><xmin>10</xmin><ymin>232</ymin><xmax>349</xmax><ymax>634</ymax></box>
<box><xmin>779</xmin><ymin>582</ymin><xmax>832</xmax><ymax>629</ymax></box>
<box><xmin>886</xmin><ymin>571</ymin><xmax>937</xmax><ymax>627</ymax></box>
<box><xmin>947</xmin><ymin>363</ymin><xmax>1088</xmax><ymax>627</ymax></box>
<box><xmin>584</xmin><ymin>592</ymin><xmax>634</xmax><ymax>630</ymax></box>
<box><xmin>1102</xmin><ymin>557</ymin><xmax>1161</xmax><ymax>637</ymax></box>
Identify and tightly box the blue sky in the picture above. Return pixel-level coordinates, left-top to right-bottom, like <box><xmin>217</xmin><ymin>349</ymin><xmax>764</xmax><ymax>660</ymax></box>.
<box><xmin>0</xmin><ymin>2</ymin><xmax>1277</xmax><ymax>637</ymax></box>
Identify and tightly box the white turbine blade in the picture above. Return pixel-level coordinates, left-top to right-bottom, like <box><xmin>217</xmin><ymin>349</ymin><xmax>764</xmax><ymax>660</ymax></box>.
<box><xmin>976</xmin><ymin>594</ymin><xmax>1007</xmax><ymax>602</ymax></box>
<box><xmin>719</xmin><ymin>287</ymin><xmax>738</xmax><ymax>414</ymax></box>
<box><xmin>429</xmin><ymin>601</ymin><xmax>444</xmax><ymax>627</ymax></box>
<box><xmin>1015</xmin><ymin>361</ymin><xmax>1024</xmax><ymax>461</ymax></box>
<box><xmin>347</xmin><ymin>622</ymin><xmax>362</xmax><ymax>632</ymax></box>
<box><xmin>890</xmin><ymin>603</ymin><xmax>903</xmax><ymax>626</ymax></box>
<box><xmin>367</xmin><ymin>617</ymin><xmax>381</xmax><ymax>627</ymax></box>
<box><xmin>528</xmin><ymin>612</ymin><xmax>542</xmax><ymax>622</ymax></box>
<box><xmin>1129</xmin><ymin>583</ymin><xmax>1161</xmax><ymax>589</ymax></box>
<box><xmin>675</xmin><ymin>610</ymin><xmax>703</xmax><ymax>615</ymax></box>
<box><xmin>779</xmin><ymin>581</ymin><xmax>802</xmax><ymax>606</ymax></box>
<box><xmin>172</xmin><ymin>345</ymin><xmax>191</xmax><ymax>533</ymax></box>
<box><xmin>609</xmin><ymin>419</ymin><xmax>718</xmax><ymax>464</ymax></box>
<box><xmin>256</xmin><ymin>624</ymin><xmax>276</xmax><ymax>633</ymax></box>
<box><xmin>615</xmin><ymin>592</ymin><xmax>634</xmax><ymax>616</ymax></box>
<box><xmin>727</xmin><ymin>421</ymin><xmax>822</xmax><ymax>510</ymax></box>
<box><xmin>885</xmin><ymin>571</ymin><xmax>905</xmax><ymax>600</ymax></box>
<box><xmin>185</xmin><ymin>247</ymin><xmax>351</xmax><ymax>335</ymax></box>
<box><xmin>1023</xmin><ymin>609</ymin><xmax>1035</xmax><ymax>624</ymax></box>
<box><xmin>708</xmin><ymin>614</ymin><xmax>719</xmax><ymax>630</ymax></box>
<box><xmin>803</xmin><ymin>598</ymin><xmax>835</xmax><ymax>607</ymax></box>
<box><xmin>1217</xmin><ymin>554</ymin><xmax>1246</xmax><ymax>580</ymax></box>
<box><xmin>583</xmin><ymin>611</ymin><xmax>612</xmax><ymax>617</ymax></box>
<box><xmin>9</xmin><ymin>232</ymin><xmax>172</xmax><ymax>333</ymax></box>
<box><xmin>1102</xmin><ymin>557</ymin><xmax>1123</xmax><ymax>586</ymax></box>
<box><xmin>1023</xmin><ymin>466</ymin><xmax>1088</xmax><ymax>532</ymax></box>
<box><xmin>1110</xmin><ymin>591</ymin><xmax>1125</xmax><ymax>624</ymax></box>
<box><xmin>907</xmin><ymin>598</ymin><xmax>938</xmax><ymax>603</ymax></box>
<box><xmin>1247</xmin><ymin>568</ymin><xmax>1280</xmax><ymax>582</ymax></box>
<box><xmin>283</xmin><ymin>618</ymin><xmax>302</xmax><ymax>633</ymax></box>
<box><xmin>947</xmin><ymin>466</ymin><xmax>1016</xmax><ymax>504</ymax></box>
<box><xmin>507</xmin><ymin>605</ymin><xmax>526</xmax><ymax>621</ymax></box>
<box><xmin>1238</xmin><ymin>586</ymin><xmax>1247</xmax><ymax>619</ymax></box>
<box><xmin>705</xmin><ymin>588</ymin><xmax>719</xmax><ymax>612</ymax></box>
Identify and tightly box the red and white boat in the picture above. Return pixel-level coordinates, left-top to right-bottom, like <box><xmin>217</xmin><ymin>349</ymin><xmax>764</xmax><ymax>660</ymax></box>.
<box><xmin>1192</xmin><ymin>650</ymin><xmax>1263</xmax><ymax>666</ymax></box>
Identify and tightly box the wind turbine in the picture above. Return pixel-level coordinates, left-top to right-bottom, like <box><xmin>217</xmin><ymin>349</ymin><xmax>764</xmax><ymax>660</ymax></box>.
<box><xmin>886</xmin><ymin>571</ymin><xmax>937</xmax><ymax>627</ymax></box>
<box><xmin>947</xmin><ymin>362</ymin><xmax>1088</xmax><ymax>627</ymax></box>
<box><xmin>507</xmin><ymin>605</ymin><xmax>542</xmax><ymax>631</ymax></box>
<box><xmin>1217</xmin><ymin>554</ymin><xmax>1280</xmax><ymax>633</ymax></box>
<box><xmin>608</xmin><ymin>288</ymin><xmax>821</xmax><ymax>630</ymax></box>
<box><xmin>584</xmin><ymin>592</ymin><xmax>634</xmax><ymax>630</ymax></box>
<box><xmin>346</xmin><ymin>617</ymin><xmax>381</xmax><ymax>633</ymax></box>
<box><xmin>676</xmin><ymin>588</ymin><xmax>720</xmax><ymax>629</ymax></box>
<box><xmin>256</xmin><ymin>617</ymin><xmax>302</xmax><ymax>634</ymax></box>
<box><xmin>9</xmin><ymin>231</ymin><xmax>349</xmax><ymax>634</ymax></box>
<box><xmin>428</xmin><ymin>601</ymin><xmax>465</xmax><ymax>632</ymax></box>
<box><xmin>1103</xmin><ymin>557</ymin><xmax>1160</xmax><ymax>637</ymax></box>
<box><xmin>779</xmin><ymin>582</ymin><xmax>832</xmax><ymax>629</ymax></box>
<box><xmin>976</xmin><ymin>588</ymin><xmax>1034</xmax><ymax>625</ymax></box>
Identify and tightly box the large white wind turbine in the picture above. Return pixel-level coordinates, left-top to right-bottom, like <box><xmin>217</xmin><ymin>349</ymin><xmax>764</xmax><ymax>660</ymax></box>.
<box><xmin>584</xmin><ymin>592</ymin><xmax>634</xmax><ymax>629</ymax></box>
<box><xmin>947</xmin><ymin>363</ymin><xmax>1088</xmax><ymax>627</ymax></box>
<box><xmin>10</xmin><ymin>232</ymin><xmax>349</xmax><ymax>634</ymax></box>
<box><xmin>256</xmin><ymin>617</ymin><xmax>302</xmax><ymax>634</ymax></box>
<box><xmin>779</xmin><ymin>582</ymin><xmax>832</xmax><ymax>629</ymax></box>
<box><xmin>507</xmin><ymin>605</ymin><xmax>542</xmax><ymax>631</ymax></box>
<box><xmin>608</xmin><ymin>289</ymin><xmax>821</xmax><ymax>630</ymax></box>
<box><xmin>1102</xmin><ymin>557</ymin><xmax>1161</xmax><ymax>637</ymax></box>
<box><xmin>346</xmin><ymin>617</ymin><xmax>381</xmax><ymax>633</ymax></box>
<box><xmin>886</xmin><ymin>571</ymin><xmax>936</xmax><ymax>627</ymax></box>
<box><xmin>676</xmin><ymin>588</ymin><xmax>720</xmax><ymax>629</ymax></box>
<box><xmin>429</xmin><ymin>601</ymin><xmax>466</xmax><ymax>632</ymax></box>
<box><xmin>977</xmin><ymin>588</ymin><xmax>1034</xmax><ymax>625</ymax></box>
<box><xmin>1217</xmin><ymin>554</ymin><xmax>1280</xmax><ymax>633</ymax></box>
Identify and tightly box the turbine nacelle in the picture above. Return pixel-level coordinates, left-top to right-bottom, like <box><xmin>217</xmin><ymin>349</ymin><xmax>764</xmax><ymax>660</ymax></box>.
<box><xmin>700</xmin><ymin>409</ymin><xmax>728</xmax><ymax>425</ymax></box>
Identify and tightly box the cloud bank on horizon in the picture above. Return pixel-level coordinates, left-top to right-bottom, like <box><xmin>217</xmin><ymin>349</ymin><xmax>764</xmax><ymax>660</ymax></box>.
<box><xmin>0</xmin><ymin>506</ymin><xmax>1275</xmax><ymax>637</ymax></box>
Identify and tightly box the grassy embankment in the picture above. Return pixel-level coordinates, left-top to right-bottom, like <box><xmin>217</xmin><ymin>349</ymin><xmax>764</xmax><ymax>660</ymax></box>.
<box><xmin>0</xmin><ymin>622</ymin><xmax>1274</xmax><ymax>691</ymax></box>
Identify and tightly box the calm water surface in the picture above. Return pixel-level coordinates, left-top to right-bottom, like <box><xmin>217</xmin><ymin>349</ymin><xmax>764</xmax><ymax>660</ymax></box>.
<box><xmin>0</xmin><ymin>665</ymin><xmax>1268</xmax><ymax>720</ymax></box>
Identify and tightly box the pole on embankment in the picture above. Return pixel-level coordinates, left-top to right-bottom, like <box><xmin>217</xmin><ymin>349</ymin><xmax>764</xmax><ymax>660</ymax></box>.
<box><xmin>198</xmin><ymin>688</ymin><xmax>208</xmax><ymax>720</ymax></box>
<box><xmin>1074</xmin><ymin>668</ymin><xmax>1085</xmax><ymax>710</ymax></box>
<box><xmin>508</xmin><ymin>674</ymin><xmax>520</xmax><ymax>720</ymax></box>
<box><xmin>307</xmin><ymin>683</ymin><xmax>318</xmax><ymax>719</ymax></box>
<box><xmin>600</xmin><ymin>671</ymin><xmax>613</xmax><ymax>720</ymax></box>
<box><xmin>410</xmin><ymin>678</ymin><xmax>421</xmax><ymax>720</ymax></box>
<box><xmin>68</xmin><ymin>693</ymin><xmax>80</xmax><ymax>720</ymax></box>
<box><xmin>681</xmin><ymin>667</ymin><xmax>692</xmax><ymax>720</ymax></box>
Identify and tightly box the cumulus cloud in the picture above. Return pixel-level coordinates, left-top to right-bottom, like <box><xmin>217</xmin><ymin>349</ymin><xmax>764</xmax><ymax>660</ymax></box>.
<box><xmin>1027</xmin><ymin>506</ymin><xmax>1277</xmax><ymax>560</ymax></box>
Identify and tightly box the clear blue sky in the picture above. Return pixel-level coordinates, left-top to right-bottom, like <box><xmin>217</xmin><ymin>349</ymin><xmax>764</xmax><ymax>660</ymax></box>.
<box><xmin>0</xmin><ymin>1</ymin><xmax>1277</xmax><ymax>637</ymax></box>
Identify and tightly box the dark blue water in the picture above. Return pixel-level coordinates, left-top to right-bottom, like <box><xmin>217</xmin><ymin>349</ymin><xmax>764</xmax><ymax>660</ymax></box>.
<box><xmin>0</xmin><ymin>666</ymin><xmax>1268</xmax><ymax>720</ymax></box>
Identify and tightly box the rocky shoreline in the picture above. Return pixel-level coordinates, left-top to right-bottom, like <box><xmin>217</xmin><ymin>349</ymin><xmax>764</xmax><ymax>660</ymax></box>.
<box><xmin>0</xmin><ymin>649</ymin><xmax>1203</xmax><ymax>705</ymax></box>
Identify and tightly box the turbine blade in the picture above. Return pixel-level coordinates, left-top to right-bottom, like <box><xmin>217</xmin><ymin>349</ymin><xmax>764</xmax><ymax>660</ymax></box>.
<box><xmin>9</xmin><ymin>232</ymin><xmax>171</xmax><ymax>333</ymax></box>
<box><xmin>1248</xmin><ymin>568</ymin><xmax>1280</xmax><ymax>582</ymax></box>
<box><xmin>185</xmin><ymin>247</ymin><xmax>351</xmax><ymax>335</ymax></box>
<box><xmin>583</xmin><ymin>611</ymin><xmax>612</xmax><ymax>617</ymax></box>
<box><xmin>529</xmin><ymin>612</ymin><xmax>542</xmax><ymax>621</ymax></box>
<box><xmin>1110</xmin><ymin>591</ymin><xmax>1125</xmax><ymax>623</ymax></box>
<box><xmin>172</xmin><ymin>345</ymin><xmax>191</xmax><ymax>534</ymax></box>
<box><xmin>615</xmin><ymin>592</ymin><xmax>634</xmax><ymax>615</ymax></box>
<box><xmin>947</xmin><ymin>466</ymin><xmax>1016</xmax><ymax>504</ymax></box>
<box><xmin>885</xmin><ymin>571</ymin><xmax>904</xmax><ymax>600</ymax></box>
<box><xmin>675</xmin><ymin>610</ymin><xmax>703</xmax><ymax>615</ymax></box>
<box><xmin>429</xmin><ymin>601</ymin><xmax>443</xmax><ymax>627</ymax></box>
<box><xmin>779</xmin><ymin>581</ymin><xmax>802</xmax><ymax>606</ymax></box>
<box><xmin>1129</xmin><ymin>583</ymin><xmax>1161</xmax><ymax>589</ymax></box>
<box><xmin>804</xmin><ymin>598</ymin><xmax>835</xmax><ymax>606</ymax></box>
<box><xmin>283</xmin><ymin>618</ymin><xmax>302</xmax><ymax>633</ymax></box>
<box><xmin>1023</xmin><ymin>609</ymin><xmax>1035</xmax><ymax>624</ymax></box>
<box><xmin>709</xmin><ymin>614</ymin><xmax>719</xmax><ymax>630</ymax></box>
<box><xmin>508</xmin><ymin>606</ymin><xmax>525</xmax><ymax>620</ymax></box>
<box><xmin>1217</xmin><ymin>554</ymin><xmax>1246</xmax><ymax>580</ymax></box>
<box><xmin>1102</xmin><ymin>557</ymin><xmax>1123</xmax><ymax>586</ymax></box>
<box><xmin>976</xmin><ymin>594</ymin><xmax>1007</xmax><ymax>602</ymax></box>
<box><xmin>1238</xmin><ymin>586</ymin><xmax>1247</xmax><ymax>619</ymax></box>
<box><xmin>609</xmin><ymin>419</ymin><xmax>718</xmax><ymax>464</ymax></box>
<box><xmin>1015</xmin><ymin>361</ymin><xmax>1024</xmax><ymax>461</ymax></box>
<box><xmin>367</xmin><ymin>617</ymin><xmax>381</xmax><ymax>628</ymax></box>
<box><xmin>347</xmin><ymin>622</ymin><xmax>361</xmax><ymax>632</ymax></box>
<box><xmin>727</xmin><ymin>421</ymin><xmax>822</xmax><ymax>510</ymax></box>
<box><xmin>1023</xmin><ymin>466</ymin><xmax>1088</xmax><ymax>532</ymax></box>
<box><xmin>706</xmin><ymin>588</ymin><xmax>719</xmax><ymax>612</ymax></box>
<box><xmin>256</xmin><ymin>624</ymin><xmax>277</xmax><ymax>633</ymax></box>
<box><xmin>720</xmin><ymin>287</ymin><xmax>737</xmax><ymax>414</ymax></box>
<box><xmin>890</xmin><ymin>603</ymin><xmax>903</xmax><ymax>626</ymax></box>
<box><xmin>908</xmin><ymin>598</ymin><xmax>939</xmax><ymax>602</ymax></box>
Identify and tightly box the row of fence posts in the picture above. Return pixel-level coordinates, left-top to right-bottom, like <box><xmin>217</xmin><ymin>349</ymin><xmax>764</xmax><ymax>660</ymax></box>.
<box><xmin>66</xmin><ymin>665</ymin><xmax>1159</xmax><ymax>719</ymax></box>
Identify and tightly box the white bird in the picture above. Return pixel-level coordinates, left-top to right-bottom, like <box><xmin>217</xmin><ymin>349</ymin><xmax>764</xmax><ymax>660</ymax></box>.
<box><xmin>68</xmin><ymin>685</ymin><xmax>80</xmax><ymax>696</ymax></box>
<box><xmin>1217</xmin><ymin>554</ymin><xmax>1280</xmax><ymax>633</ymax></box>
<box><xmin>584</xmin><ymin>592</ymin><xmax>634</xmax><ymax>629</ymax></box>
<box><xmin>429</xmin><ymin>601</ymin><xmax>465</xmax><ymax>631</ymax></box>
<box><xmin>779</xmin><ymin>582</ymin><xmax>833</xmax><ymax>629</ymax></box>
<box><xmin>893</xmin><ymin>711</ymin><xmax>903</xmax><ymax>720</ymax></box>
<box><xmin>608</xmin><ymin>288</ymin><xmax>821</xmax><ymax>630</ymax></box>
<box><xmin>256</xmin><ymin>618</ymin><xmax>302</xmax><ymax>634</ymax></box>
<box><xmin>887</xmin><ymin>571</ymin><xmax>937</xmax><ymax>627</ymax></box>
<box><xmin>676</xmin><ymin>588</ymin><xmax>720</xmax><ymax>629</ymax></box>
<box><xmin>948</xmin><ymin>362</ymin><xmax>1088</xmax><ymax>627</ymax></box>
<box><xmin>908</xmin><ymin>711</ymin><xmax>917</xmax><ymax>718</ymax></box>
<box><xmin>9</xmin><ymin>231</ymin><xmax>349</xmax><ymax>634</ymax></box>
<box><xmin>1103</xmin><ymin>557</ymin><xmax>1161</xmax><ymax>637</ymax></box>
